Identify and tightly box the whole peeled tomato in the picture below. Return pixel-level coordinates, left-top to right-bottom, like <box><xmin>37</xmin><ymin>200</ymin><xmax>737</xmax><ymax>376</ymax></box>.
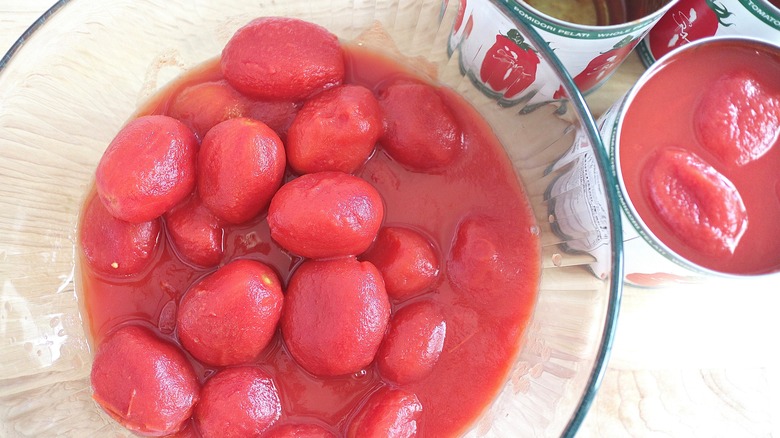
<box><xmin>95</xmin><ymin>115</ymin><xmax>198</xmax><ymax>223</ymax></box>
<box><xmin>197</xmin><ymin>117</ymin><xmax>286</xmax><ymax>224</ymax></box>
<box><xmin>167</xmin><ymin>80</ymin><xmax>251</xmax><ymax>139</ymax></box>
<box><xmin>346</xmin><ymin>387</ymin><xmax>422</xmax><ymax>438</ymax></box>
<box><xmin>447</xmin><ymin>215</ymin><xmax>526</xmax><ymax>301</ymax></box>
<box><xmin>281</xmin><ymin>257</ymin><xmax>390</xmax><ymax>377</ymax></box>
<box><xmin>362</xmin><ymin>226</ymin><xmax>440</xmax><ymax>301</ymax></box>
<box><xmin>195</xmin><ymin>366</ymin><xmax>281</xmax><ymax>438</ymax></box>
<box><xmin>264</xmin><ymin>423</ymin><xmax>337</xmax><ymax>438</ymax></box>
<box><xmin>378</xmin><ymin>80</ymin><xmax>462</xmax><ymax>172</ymax></box>
<box><xmin>694</xmin><ymin>71</ymin><xmax>780</xmax><ymax>167</ymax></box>
<box><xmin>164</xmin><ymin>193</ymin><xmax>224</xmax><ymax>268</ymax></box>
<box><xmin>286</xmin><ymin>85</ymin><xmax>383</xmax><ymax>174</ymax></box>
<box><xmin>176</xmin><ymin>259</ymin><xmax>283</xmax><ymax>367</ymax></box>
<box><xmin>90</xmin><ymin>325</ymin><xmax>199</xmax><ymax>437</ymax></box>
<box><xmin>376</xmin><ymin>301</ymin><xmax>447</xmax><ymax>385</ymax></box>
<box><xmin>80</xmin><ymin>193</ymin><xmax>160</xmax><ymax>277</ymax></box>
<box><xmin>642</xmin><ymin>147</ymin><xmax>748</xmax><ymax>257</ymax></box>
<box><xmin>221</xmin><ymin>17</ymin><xmax>344</xmax><ymax>101</ymax></box>
<box><xmin>268</xmin><ymin>172</ymin><xmax>384</xmax><ymax>259</ymax></box>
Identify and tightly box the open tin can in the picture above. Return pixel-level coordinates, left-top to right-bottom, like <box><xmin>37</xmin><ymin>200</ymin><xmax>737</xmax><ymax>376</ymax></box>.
<box><xmin>599</xmin><ymin>36</ymin><xmax>780</xmax><ymax>286</ymax></box>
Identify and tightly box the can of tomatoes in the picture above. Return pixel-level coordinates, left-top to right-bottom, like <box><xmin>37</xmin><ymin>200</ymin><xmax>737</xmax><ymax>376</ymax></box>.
<box><xmin>448</xmin><ymin>0</ymin><xmax>679</xmax><ymax>108</ymax></box>
<box><xmin>638</xmin><ymin>0</ymin><xmax>780</xmax><ymax>67</ymax></box>
<box><xmin>599</xmin><ymin>36</ymin><xmax>780</xmax><ymax>287</ymax></box>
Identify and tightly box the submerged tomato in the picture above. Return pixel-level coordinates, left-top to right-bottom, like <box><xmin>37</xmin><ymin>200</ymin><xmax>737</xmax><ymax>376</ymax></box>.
<box><xmin>80</xmin><ymin>194</ymin><xmax>160</xmax><ymax>277</ymax></box>
<box><xmin>642</xmin><ymin>148</ymin><xmax>748</xmax><ymax>257</ymax></box>
<box><xmin>347</xmin><ymin>388</ymin><xmax>422</xmax><ymax>438</ymax></box>
<box><xmin>694</xmin><ymin>71</ymin><xmax>780</xmax><ymax>166</ymax></box>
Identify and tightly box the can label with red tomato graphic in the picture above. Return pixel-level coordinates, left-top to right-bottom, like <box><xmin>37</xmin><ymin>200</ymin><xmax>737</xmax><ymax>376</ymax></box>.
<box><xmin>449</xmin><ymin>0</ymin><xmax>679</xmax><ymax>109</ymax></box>
<box><xmin>639</xmin><ymin>0</ymin><xmax>780</xmax><ymax>66</ymax></box>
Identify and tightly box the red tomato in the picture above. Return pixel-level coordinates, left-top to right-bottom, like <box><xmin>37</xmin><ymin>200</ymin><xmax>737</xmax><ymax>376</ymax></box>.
<box><xmin>694</xmin><ymin>71</ymin><xmax>780</xmax><ymax>166</ymax></box>
<box><xmin>642</xmin><ymin>148</ymin><xmax>748</xmax><ymax>257</ymax></box>
<box><xmin>167</xmin><ymin>80</ymin><xmax>251</xmax><ymax>139</ymax></box>
<box><xmin>164</xmin><ymin>193</ymin><xmax>224</xmax><ymax>267</ymax></box>
<box><xmin>361</xmin><ymin>227</ymin><xmax>439</xmax><ymax>301</ymax></box>
<box><xmin>90</xmin><ymin>325</ymin><xmax>199</xmax><ymax>437</ymax></box>
<box><xmin>479</xmin><ymin>29</ymin><xmax>539</xmax><ymax>99</ymax></box>
<box><xmin>376</xmin><ymin>301</ymin><xmax>447</xmax><ymax>385</ymax></box>
<box><xmin>281</xmin><ymin>257</ymin><xmax>390</xmax><ymax>377</ymax></box>
<box><xmin>80</xmin><ymin>194</ymin><xmax>160</xmax><ymax>277</ymax></box>
<box><xmin>648</xmin><ymin>0</ymin><xmax>734</xmax><ymax>59</ymax></box>
<box><xmin>378</xmin><ymin>80</ymin><xmax>462</xmax><ymax>171</ymax></box>
<box><xmin>195</xmin><ymin>366</ymin><xmax>281</xmax><ymax>438</ymax></box>
<box><xmin>346</xmin><ymin>387</ymin><xmax>422</xmax><ymax>438</ymax></box>
<box><xmin>268</xmin><ymin>172</ymin><xmax>384</xmax><ymax>259</ymax></box>
<box><xmin>264</xmin><ymin>422</ymin><xmax>337</xmax><ymax>438</ymax></box>
<box><xmin>197</xmin><ymin>118</ymin><xmax>286</xmax><ymax>224</ymax></box>
<box><xmin>221</xmin><ymin>17</ymin><xmax>344</xmax><ymax>101</ymax></box>
<box><xmin>447</xmin><ymin>215</ymin><xmax>527</xmax><ymax>300</ymax></box>
<box><xmin>286</xmin><ymin>85</ymin><xmax>382</xmax><ymax>174</ymax></box>
<box><xmin>176</xmin><ymin>259</ymin><xmax>283</xmax><ymax>367</ymax></box>
<box><xmin>95</xmin><ymin>115</ymin><xmax>198</xmax><ymax>223</ymax></box>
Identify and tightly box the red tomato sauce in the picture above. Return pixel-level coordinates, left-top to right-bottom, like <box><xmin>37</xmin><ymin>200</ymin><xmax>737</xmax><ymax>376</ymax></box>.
<box><xmin>619</xmin><ymin>40</ymin><xmax>780</xmax><ymax>274</ymax></box>
<box><xmin>79</xmin><ymin>45</ymin><xmax>540</xmax><ymax>436</ymax></box>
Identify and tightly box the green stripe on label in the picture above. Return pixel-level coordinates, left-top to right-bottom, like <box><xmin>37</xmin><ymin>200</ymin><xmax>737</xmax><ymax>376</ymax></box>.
<box><xmin>738</xmin><ymin>0</ymin><xmax>780</xmax><ymax>29</ymax></box>
<box><xmin>501</xmin><ymin>0</ymin><xmax>658</xmax><ymax>39</ymax></box>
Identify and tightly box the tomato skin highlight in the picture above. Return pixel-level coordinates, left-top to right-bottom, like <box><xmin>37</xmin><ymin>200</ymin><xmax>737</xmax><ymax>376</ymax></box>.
<box><xmin>90</xmin><ymin>325</ymin><xmax>200</xmax><ymax>437</ymax></box>
<box><xmin>96</xmin><ymin>115</ymin><xmax>198</xmax><ymax>223</ymax></box>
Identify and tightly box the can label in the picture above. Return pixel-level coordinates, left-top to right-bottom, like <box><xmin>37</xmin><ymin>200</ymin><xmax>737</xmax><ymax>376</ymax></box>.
<box><xmin>448</xmin><ymin>0</ymin><xmax>678</xmax><ymax>108</ymax></box>
<box><xmin>639</xmin><ymin>0</ymin><xmax>780</xmax><ymax>66</ymax></box>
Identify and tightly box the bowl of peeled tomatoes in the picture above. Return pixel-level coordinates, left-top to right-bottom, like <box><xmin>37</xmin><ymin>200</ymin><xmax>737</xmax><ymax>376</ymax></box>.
<box><xmin>0</xmin><ymin>0</ymin><xmax>623</xmax><ymax>437</ymax></box>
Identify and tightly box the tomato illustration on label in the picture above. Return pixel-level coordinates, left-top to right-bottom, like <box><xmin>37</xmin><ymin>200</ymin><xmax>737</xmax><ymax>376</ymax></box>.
<box><xmin>479</xmin><ymin>29</ymin><xmax>540</xmax><ymax>99</ymax></box>
<box><xmin>648</xmin><ymin>0</ymin><xmax>733</xmax><ymax>59</ymax></box>
<box><xmin>554</xmin><ymin>35</ymin><xmax>639</xmax><ymax>99</ymax></box>
<box><xmin>453</xmin><ymin>0</ymin><xmax>467</xmax><ymax>33</ymax></box>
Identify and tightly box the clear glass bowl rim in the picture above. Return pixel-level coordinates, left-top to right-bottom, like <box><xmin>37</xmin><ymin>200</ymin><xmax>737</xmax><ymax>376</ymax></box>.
<box><xmin>0</xmin><ymin>1</ymin><xmax>625</xmax><ymax>436</ymax></box>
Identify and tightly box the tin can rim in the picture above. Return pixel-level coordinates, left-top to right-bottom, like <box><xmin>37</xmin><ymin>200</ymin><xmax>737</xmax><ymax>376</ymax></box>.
<box><xmin>611</xmin><ymin>35</ymin><xmax>780</xmax><ymax>278</ymax></box>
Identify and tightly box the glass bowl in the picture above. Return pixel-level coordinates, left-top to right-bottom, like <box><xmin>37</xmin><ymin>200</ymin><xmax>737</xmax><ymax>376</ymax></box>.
<box><xmin>0</xmin><ymin>0</ymin><xmax>623</xmax><ymax>436</ymax></box>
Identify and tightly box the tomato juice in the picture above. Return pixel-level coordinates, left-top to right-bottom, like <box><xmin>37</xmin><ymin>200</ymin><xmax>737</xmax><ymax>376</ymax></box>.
<box><xmin>617</xmin><ymin>38</ymin><xmax>780</xmax><ymax>275</ymax></box>
<box><xmin>78</xmin><ymin>42</ymin><xmax>541</xmax><ymax>436</ymax></box>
